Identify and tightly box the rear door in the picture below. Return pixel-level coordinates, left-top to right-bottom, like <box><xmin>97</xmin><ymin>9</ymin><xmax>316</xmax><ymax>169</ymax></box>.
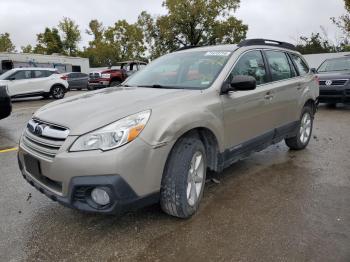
<box><xmin>29</xmin><ymin>70</ymin><xmax>51</xmax><ymax>93</ymax></box>
<box><xmin>6</xmin><ymin>70</ymin><xmax>32</xmax><ymax>96</ymax></box>
<box><xmin>221</xmin><ymin>50</ymin><xmax>276</xmax><ymax>152</ymax></box>
<box><xmin>76</xmin><ymin>73</ymin><xmax>88</xmax><ymax>88</ymax></box>
<box><xmin>262</xmin><ymin>50</ymin><xmax>300</xmax><ymax>131</ymax></box>
<box><xmin>289</xmin><ymin>53</ymin><xmax>312</xmax><ymax>117</ymax></box>
<box><xmin>68</xmin><ymin>73</ymin><xmax>78</xmax><ymax>88</ymax></box>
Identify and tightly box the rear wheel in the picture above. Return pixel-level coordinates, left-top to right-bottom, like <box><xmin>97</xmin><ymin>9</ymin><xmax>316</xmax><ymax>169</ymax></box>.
<box><xmin>160</xmin><ymin>135</ymin><xmax>207</xmax><ymax>218</ymax></box>
<box><xmin>285</xmin><ymin>106</ymin><xmax>313</xmax><ymax>150</ymax></box>
<box><xmin>51</xmin><ymin>85</ymin><xmax>65</xmax><ymax>99</ymax></box>
<box><xmin>87</xmin><ymin>85</ymin><xmax>95</xmax><ymax>91</ymax></box>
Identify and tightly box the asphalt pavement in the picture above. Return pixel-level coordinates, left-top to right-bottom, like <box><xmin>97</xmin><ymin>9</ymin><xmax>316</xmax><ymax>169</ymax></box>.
<box><xmin>0</xmin><ymin>93</ymin><xmax>349</xmax><ymax>262</ymax></box>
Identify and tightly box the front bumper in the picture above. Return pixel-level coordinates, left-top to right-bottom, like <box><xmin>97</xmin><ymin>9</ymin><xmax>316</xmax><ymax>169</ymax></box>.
<box><xmin>319</xmin><ymin>87</ymin><xmax>350</xmax><ymax>103</ymax></box>
<box><xmin>88</xmin><ymin>80</ymin><xmax>110</xmax><ymax>88</ymax></box>
<box><xmin>17</xmin><ymin>136</ymin><xmax>173</xmax><ymax>214</ymax></box>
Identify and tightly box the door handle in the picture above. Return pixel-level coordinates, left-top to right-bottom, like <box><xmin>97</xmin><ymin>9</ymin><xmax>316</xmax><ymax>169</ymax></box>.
<box><xmin>297</xmin><ymin>84</ymin><xmax>303</xmax><ymax>90</ymax></box>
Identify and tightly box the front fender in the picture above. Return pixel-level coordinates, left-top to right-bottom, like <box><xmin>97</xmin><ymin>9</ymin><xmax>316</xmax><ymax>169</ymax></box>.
<box><xmin>140</xmin><ymin>107</ymin><xmax>225</xmax><ymax>152</ymax></box>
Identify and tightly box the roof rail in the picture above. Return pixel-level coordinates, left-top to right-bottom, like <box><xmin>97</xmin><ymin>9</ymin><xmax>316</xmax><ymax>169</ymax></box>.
<box><xmin>176</xmin><ymin>45</ymin><xmax>200</xmax><ymax>51</ymax></box>
<box><xmin>238</xmin><ymin>39</ymin><xmax>297</xmax><ymax>51</ymax></box>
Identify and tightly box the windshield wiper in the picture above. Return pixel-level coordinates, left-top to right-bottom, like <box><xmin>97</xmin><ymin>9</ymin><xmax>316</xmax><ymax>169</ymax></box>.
<box><xmin>139</xmin><ymin>84</ymin><xmax>184</xmax><ymax>89</ymax></box>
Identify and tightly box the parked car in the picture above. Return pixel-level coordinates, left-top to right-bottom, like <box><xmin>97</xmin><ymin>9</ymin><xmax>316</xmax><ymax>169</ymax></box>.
<box><xmin>62</xmin><ymin>72</ymin><xmax>89</xmax><ymax>90</ymax></box>
<box><xmin>88</xmin><ymin>61</ymin><xmax>147</xmax><ymax>90</ymax></box>
<box><xmin>317</xmin><ymin>56</ymin><xmax>350</xmax><ymax>106</ymax></box>
<box><xmin>0</xmin><ymin>85</ymin><xmax>11</xmax><ymax>120</ymax></box>
<box><xmin>0</xmin><ymin>68</ymin><xmax>69</xmax><ymax>99</ymax></box>
<box><xmin>18</xmin><ymin>39</ymin><xmax>319</xmax><ymax>218</ymax></box>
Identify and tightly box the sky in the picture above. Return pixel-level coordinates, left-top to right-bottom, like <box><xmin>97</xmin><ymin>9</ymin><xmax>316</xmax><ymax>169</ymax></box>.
<box><xmin>0</xmin><ymin>0</ymin><xmax>346</xmax><ymax>51</ymax></box>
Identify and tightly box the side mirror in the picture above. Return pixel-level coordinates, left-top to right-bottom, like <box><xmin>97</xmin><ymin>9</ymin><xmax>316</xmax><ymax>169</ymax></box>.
<box><xmin>7</xmin><ymin>77</ymin><xmax>16</xmax><ymax>81</ymax></box>
<box><xmin>221</xmin><ymin>75</ymin><xmax>256</xmax><ymax>94</ymax></box>
<box><xmin>310</xmin><ymin>68</ymin><xmax>317</xmax><ymax>74</ymax></box>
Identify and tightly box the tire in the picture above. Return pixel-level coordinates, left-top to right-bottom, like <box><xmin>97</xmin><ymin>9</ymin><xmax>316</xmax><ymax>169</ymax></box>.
<box><xmin>160</xmin><ymin>134</ymin><xmax>207</xmax><ymax>218</ymax></box>
<box><xmin>87</xmin><ymin>85</ymin><xmax>95</xmax><ymax>91</ymax></box>
<box><xmin>50</xmin><ymin>85</ymin><xmax>65</xmax><ymax>99</ymax></box>
<box><xmin>285</xmin><ymin>106</ymin><xmax>314</xmax><ymax>150</ymax></box>
<box><xmin>110</xmin><ymin>80</ymin><xmax>121</xmax><ymax>87</ymax></box>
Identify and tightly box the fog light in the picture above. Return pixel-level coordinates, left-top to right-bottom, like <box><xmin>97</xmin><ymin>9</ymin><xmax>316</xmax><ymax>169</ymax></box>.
<box><xmin>91</xmin><ymin>187</ymin><xmax>110</xmax><ymax>206</ymax></box>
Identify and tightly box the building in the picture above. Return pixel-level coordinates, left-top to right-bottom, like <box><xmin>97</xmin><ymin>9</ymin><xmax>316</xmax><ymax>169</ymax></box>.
<box><xmin>304</xmin><ymin>52</ymin><xmax>350</xmax><ymax>69</ymax></box>
<box><xmin>0</xmin><ymin>52</ymin><xmax>90</xmax><ymax>74</ymax></box>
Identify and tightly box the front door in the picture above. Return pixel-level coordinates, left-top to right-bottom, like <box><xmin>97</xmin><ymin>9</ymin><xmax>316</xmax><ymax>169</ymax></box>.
<box><xmin>221</xmin><ymin>50</ymin><xmax>276</xmax><ymax>153</ymax></box>
<box><xmin>6</xmin><ymin>70</ymin><xmax>33</xmax><ymax>96</ymax></box>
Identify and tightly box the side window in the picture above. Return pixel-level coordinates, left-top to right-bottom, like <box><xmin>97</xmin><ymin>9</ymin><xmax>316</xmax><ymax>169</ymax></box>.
<box><xmin>290</xmin><ymin>54</ymin><xmax>309</xmax><ymax>76</ymax></box>
<box><xmin>33</xmin><ymin>70</ymin><xmax>48</xmax><ymax>78</ymax></box>
<box><xmin>10</xmin><ymin>70</ymin><xmax>31</xmax><ymax>80</ymax></box>
<box><xmin>286</xmin><ymin>54</ymin><xmax>297</xmax><ymax>77</ymax></box>
<box><xmin>265</xmin><ymin>51</ymin><xmax>293</xmax><ymax>81</ymax></box>
<box><xmin>45</xmin><ymin>71</ymin><xmax>55</xmax><ymax>77</ymax></box>
<box><xmin>230</xmin><ymin>50</ymin><xmax>268</xmax><ymax>85</ymax></box>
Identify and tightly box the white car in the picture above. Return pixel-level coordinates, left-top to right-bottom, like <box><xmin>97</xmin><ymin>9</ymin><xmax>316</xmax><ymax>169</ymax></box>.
<box><xmin>0</xmin><ymin>68</ymin><xmax>69</xmax><ymax>99</ymax></box>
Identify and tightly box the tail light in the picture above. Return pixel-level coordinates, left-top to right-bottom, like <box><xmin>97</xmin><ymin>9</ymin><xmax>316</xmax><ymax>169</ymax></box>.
<box><xmin>61</xmin><ymin>75</ymin><xmax>68</xmax><ymax>80</ymax></box>
<box><xmin>314</xmin><ymin>75</ymin><xmax>320</xmax><ymax>85</ymax></box>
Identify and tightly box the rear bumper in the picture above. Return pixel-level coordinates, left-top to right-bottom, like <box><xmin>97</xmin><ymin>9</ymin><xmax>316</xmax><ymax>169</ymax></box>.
<box><xmin>319</xmin><ymin>88</ymin><xmax>350</xmax><ymax>103</ymax></box>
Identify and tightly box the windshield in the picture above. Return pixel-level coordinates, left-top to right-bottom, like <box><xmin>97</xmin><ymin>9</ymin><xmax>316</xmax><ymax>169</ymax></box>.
<box><xmin>318</xmin><ymin>57</ymin><xmax>350</xmax><ymax>72</ymax></box>
<box><xmin>0</xmin><ymin>69</ymin><xmax>15</xmax><ymax>80</ymax></box>
<box><xmin>125</xmin><ymin>50</ymin><xmax>232</xmax><ymax>89</ymax></box>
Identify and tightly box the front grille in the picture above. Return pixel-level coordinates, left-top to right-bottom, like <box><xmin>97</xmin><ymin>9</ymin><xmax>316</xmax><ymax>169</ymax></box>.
<box><xmin>21</xmin><ymin>119</ymin><xmax>69</xmax><ymax>160</ymax></box>
<box><xmin>319</xmin><ymin>79</ymin><xmax>348</xmax><ymax>86</ymax></box>
<box><xmin>89</xmin><ymin>73</ymin><xmax>101</xmax><ymax>79</ymax></box>
<box><xmin>320</xmin><ymin>90</ymin><xmax>341</xmax><ymax>96</ymax></box>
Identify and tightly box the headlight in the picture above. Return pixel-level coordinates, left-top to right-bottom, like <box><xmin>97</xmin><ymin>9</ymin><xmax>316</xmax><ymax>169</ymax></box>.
<box><xmin>101</xmin><ymin>73</ymin><xmax>111</xmax><ymax>79</ymax></box>
<box><xmin>70</xmin><ymin>110</ymin><xmax>151</xmax><ymax>152</ymax></box>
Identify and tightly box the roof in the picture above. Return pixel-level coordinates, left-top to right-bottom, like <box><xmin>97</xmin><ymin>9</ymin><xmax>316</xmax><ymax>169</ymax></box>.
<box><xmin>176</xmin><ymin>39</ymin><xmax>299</xmax><ymax>53</ymax></box>
<box><xmin>10</xmin><ymin>67</ymin><xmax>58</xmax><ymax>71</ymax></box>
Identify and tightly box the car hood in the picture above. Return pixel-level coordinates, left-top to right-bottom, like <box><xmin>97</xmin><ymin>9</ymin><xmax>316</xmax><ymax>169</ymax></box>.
<box><xmin>317</xmin><ymin>71</ymin><xmax>350</xmax><ymax>80</ymax></box>
<box><xmin>34</xmin><ymin>87</ymin><xmax>194</xmax><ymax>135</ymax></box>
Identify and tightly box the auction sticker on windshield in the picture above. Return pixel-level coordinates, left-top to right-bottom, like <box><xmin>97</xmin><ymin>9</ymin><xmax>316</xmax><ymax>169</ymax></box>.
<box><xmin>204</xmin><ymin>51</ymin><xmax>231</xmax><ymax>56</ymax></box>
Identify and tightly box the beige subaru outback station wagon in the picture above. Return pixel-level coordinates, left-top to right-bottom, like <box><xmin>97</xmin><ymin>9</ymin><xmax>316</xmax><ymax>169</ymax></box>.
<box><xmin>18</xmin><ymin>39</ymin><xmax>319</xmax><ymax>218</ymax></box>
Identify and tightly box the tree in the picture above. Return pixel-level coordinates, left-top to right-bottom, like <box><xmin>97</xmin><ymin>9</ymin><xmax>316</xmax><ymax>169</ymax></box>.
<box><xmin>34</xmin><ymin>27</ymin><xmax>63</xmax><ymax>54</ymax></box>
<box><xmin>86</xmin><ymin>19</ymin><xmax>104</xmax><ymax>46</ymax></box>
<box><xmin>58</xmin><ymin>17</ymin><xmax>81</xmax><ymax>56</ymax></box>
<box><xmin>138</xmin><ymin>0</ymin><xmax>248</xmax><ymax>59</ymax></box>
<box><xmin>296</xmin><ymin>33</ymin><xmax>336</xmax><ymax>54</ymax></box>
<box><xmin>332</xmin><ymin>0</ymin><xmax>350</xmax><ymax>38</ymax></box>
<box><xmin>0</xmin><ymin>33</ymin><xmax>16</xmax><ymax>52</ymax></box>
<box><xmin>105</xmin><ymin>20</ymin><xmax>145</xmax><ymax>60</ymax></box>
<box><xmin>21</xmin><ymin>44</ymin><xmax>33</xmax><ymax>53</ymax></box>
<box><xmin>81</xmin><ymin>19</ymin><xmax>146</xmax><ymax>67</ymax></box>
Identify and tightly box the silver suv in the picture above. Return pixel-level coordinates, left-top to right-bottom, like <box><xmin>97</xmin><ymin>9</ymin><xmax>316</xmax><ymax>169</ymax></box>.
<box><xmin>18</xmin><ymin>39</ymin><xmax>319</xmax><ymax>218</ymax></box>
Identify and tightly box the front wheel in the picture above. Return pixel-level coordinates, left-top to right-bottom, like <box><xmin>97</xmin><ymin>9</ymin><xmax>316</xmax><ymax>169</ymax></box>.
<box><xmin>110</xmin><ymin>80</ymin><xmax>121</xmax><ymax>87</ymax></box>
<box><xmin>51</xmin><ymin>85</ymin><xmax>65</xmax><ymax>99</ymax></box>
<box><xmin>160</xmin><ymin>135</ymin><xmax>207</xmax><ymax>218</ymax></box>
<box><xmin>285</xmin><ymin>106</ymin><xmax>314</xmax><ymax>150</ymax></box>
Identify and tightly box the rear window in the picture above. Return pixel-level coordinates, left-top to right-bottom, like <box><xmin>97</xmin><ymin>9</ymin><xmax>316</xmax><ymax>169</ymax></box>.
<box><xmin>265</xmin><ymin>51</ymin><xmax>293</xmax><ymax>81</ymax></box>
<box><xmin>33</xmin><ymin>70</ymin><xmax>50</xmax><ymax>78</ymax></box>
<box><xmin>290</xmin><ymin>54</ymin><xmax>309</xmax><ymax>76</ymax></box>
